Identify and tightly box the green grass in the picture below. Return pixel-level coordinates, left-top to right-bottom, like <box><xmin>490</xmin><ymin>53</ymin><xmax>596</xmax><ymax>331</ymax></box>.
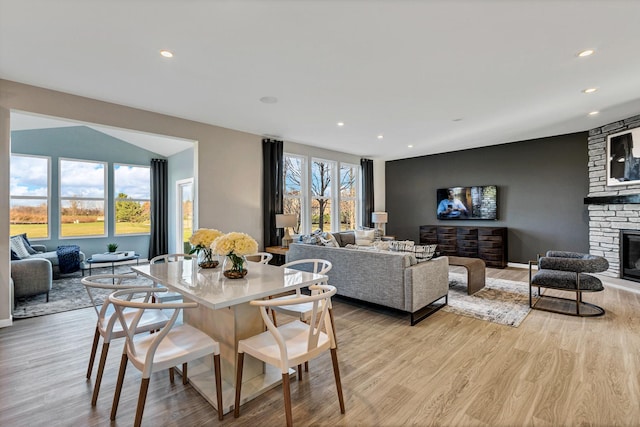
<box><xmin>11</xmin><ymin>222</ymin><xmax>151</xmax><ymax>238</ymax></box>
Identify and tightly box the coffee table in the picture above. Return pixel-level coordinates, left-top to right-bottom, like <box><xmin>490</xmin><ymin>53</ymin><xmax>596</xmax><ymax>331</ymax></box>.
<box><xmin>82</xmin><ymin>253</ymin><xmax>140</xmax><ymax>276</ymax></box>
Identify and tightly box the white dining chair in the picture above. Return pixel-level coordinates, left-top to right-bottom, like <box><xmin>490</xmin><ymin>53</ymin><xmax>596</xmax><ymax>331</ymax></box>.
<box><xmin>149</xmin><ymin>253</ymin><xmax>195</xmax><ymax>302</ymax></box>
<box><xmin>234</xmin><ymin>283</ymin><xmax>345</xmax><ymax>427</ymax></box>
<box><xmin>245</xmin><ymin>252</ymin><xmax>274</xmax><ymax>264</ymax></box>
<box><xmin>81</xmin><ymin>274</ymin><xmax>169</xmax><ymax>406</ymax></box>
<box><xmin>109</xmin><ymin>287</ymin><xmax>223</xmax><ymax>426</ymax></box>
<box><xmin>271</xmin><ymin>259</ymin><xmax>335</xmax><ymax>334</ymax></box>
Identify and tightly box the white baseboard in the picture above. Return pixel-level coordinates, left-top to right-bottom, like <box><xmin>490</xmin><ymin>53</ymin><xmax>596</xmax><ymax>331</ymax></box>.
<box><xmin>0</xmin><ymin>317</ymin><xmax>13</xmax><ymax>328</ymax></box>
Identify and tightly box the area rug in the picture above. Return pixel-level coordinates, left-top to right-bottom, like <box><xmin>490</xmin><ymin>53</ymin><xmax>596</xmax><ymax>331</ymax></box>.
<box><xmin>13</xmin><ymin>265</ymin><xmax>151</xmax><ymax>319</ymax></box>
<box><xmin>444</xmin><ymin>272</ymin><xmax>538</xmax><ymax>327</ymax></box>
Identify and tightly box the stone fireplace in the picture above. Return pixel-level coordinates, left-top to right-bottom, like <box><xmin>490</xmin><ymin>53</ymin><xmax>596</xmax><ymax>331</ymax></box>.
<box><xmin>587</xmin><ymin>115</ymin><xmax>640</xmax><ymax>278</ymax></box>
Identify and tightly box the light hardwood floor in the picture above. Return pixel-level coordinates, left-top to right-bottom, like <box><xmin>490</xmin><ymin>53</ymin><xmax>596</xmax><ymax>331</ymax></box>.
<box><xmin>1</xmin><ymin>266</ymin><xmax>639</xmax><ymax>426</ymax></box>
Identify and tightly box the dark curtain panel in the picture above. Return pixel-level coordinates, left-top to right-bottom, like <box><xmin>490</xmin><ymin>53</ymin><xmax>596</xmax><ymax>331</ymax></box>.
<box><xmin>263</xmin><ymin>139</ymin><xmax>284</xmax><ymax>247</ymax></box>
<box><xmin>361</xmin><ymin>158</ymin><xmax>374</xmax><ymax>228</ymax></box>
<box><xmin>148</xmin><ymin>158</ymin><xmax>168</xmax><ymax>259</ymax></box>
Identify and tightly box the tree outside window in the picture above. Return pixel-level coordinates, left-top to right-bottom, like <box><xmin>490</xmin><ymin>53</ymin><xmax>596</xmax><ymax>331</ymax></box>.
<box><xmin>283</xmin><ymin>155</ymin><xmax>304</xmax><ymax>234</ymax></box>
<box><xmin>60</xmin><ymin>159</ymin><xmax>106</xmax><ymax>237</ymax></box>
<box><xmin>114</xmin><ymin>164</ymin><xmax>150</xmax><ymax>235</ymax></box>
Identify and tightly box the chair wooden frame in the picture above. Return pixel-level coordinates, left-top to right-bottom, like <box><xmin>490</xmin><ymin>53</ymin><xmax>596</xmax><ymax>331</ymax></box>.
<box><xmin>109</xmin><ymin>287</ymin><xmax>223</xmax><ymax>426</ymax></box>
<box><xmin>234</xmin><ymin>284</ymin><xmax>345</xmax><ymax>426</ymax></box>
<box><xmin>81</xmin><ymin>274</ymin><xmax>169</xmax><ymax>406</ymax></box>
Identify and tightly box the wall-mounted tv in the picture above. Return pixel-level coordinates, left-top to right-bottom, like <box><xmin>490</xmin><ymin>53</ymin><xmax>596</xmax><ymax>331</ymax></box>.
<box><xmin>436</xmin><ymin>185</ymin><xmax>498</xmax><ymax>220</ymax></box>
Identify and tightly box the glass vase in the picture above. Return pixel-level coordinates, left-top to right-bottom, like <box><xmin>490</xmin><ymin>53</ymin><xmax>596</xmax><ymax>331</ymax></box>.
<box><xmin>198</xmin><ymin>248</ymin><xmax>219</xmax><ymax>269</ymax></box>
<box><xmin>222</xmin><ymin>253</ymin><xmax>248</xmax><ymax>279</ymax></box>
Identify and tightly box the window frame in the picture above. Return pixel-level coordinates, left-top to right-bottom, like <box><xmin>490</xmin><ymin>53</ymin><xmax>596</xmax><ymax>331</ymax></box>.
<box><xmin>9</xmin><ymin>154</ymin><xmax>51</xmax><ymax>240</ymax></box>
<box><xmin>113</xmin><ymin>163</ymin><xmax>151</xmax><ymax>236</ymax></box>
<box><xmin>59</xmin><ymin>157</ymin><xmax>107</xmax><ymax>239</ymax></box>
<box><xmin>284</xmin><ymin>153</ymin><xmax>361</xmax><ymax>235</ymax></box>
<box><xmin>283</xmin><ymin>153</ymin><xmax>307</xmax><ymax>234</ymax></box>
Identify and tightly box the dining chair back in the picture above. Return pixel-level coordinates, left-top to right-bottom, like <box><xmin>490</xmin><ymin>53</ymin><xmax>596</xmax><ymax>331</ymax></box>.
<box><xmin>109</xmin><ymin>287</ymin><xmax>223</xmax><ymax>426</ymax></box>
<box><xmin>272</xmin><ymin>259</ymin><xmax>334</xmax><ymax>326</ymax></box>
<box><xmin>81</xmin><ymin>274</ymin><xmax>169</xmax><ymax>406</ymax></box>
<box><xmin>245</xmin><ymin>252</ymin><xmax>274</xmax><ymax>264</ymax></box>
<box><xmin>234</xmin><ymin>283</ymin><xmax>344</xmax><ymax>426</ymax></box>
<box><xmin>149</xmin><ymin>253</ymin><xmax>195</xmax><ymax>302</ymax></box>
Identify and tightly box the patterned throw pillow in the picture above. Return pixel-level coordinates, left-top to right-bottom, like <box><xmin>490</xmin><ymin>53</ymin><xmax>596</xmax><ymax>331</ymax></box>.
<box><xmin>389</xmin><ymin>240</ymin><xmax>415</xmax><ymax>252</ymax></box>
<box><xmin>413</xmin><ymin>244</ymin><xmax>438</xmax><ymax>262</ymax></box>
<box><xmin>10</xmin><ymin>235</ymin><xmax>32</xmax><ymax>259</ymax></box>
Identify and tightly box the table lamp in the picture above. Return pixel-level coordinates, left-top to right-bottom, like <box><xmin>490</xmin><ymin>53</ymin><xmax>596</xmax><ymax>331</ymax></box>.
<box><xmin>276</xmin><ymin>213</ymin><xmax>297</xmax><ymax>248</ymax></box>
<box><xmin>371</xmin><ymin>211</ymin><xmax>388</xmax><ymax>236</ymax></box>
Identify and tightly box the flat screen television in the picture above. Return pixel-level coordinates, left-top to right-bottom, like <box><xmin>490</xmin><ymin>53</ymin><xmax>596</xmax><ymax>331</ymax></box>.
<box><xmin>436</xmin><ymin>185</ymin><xmax>498</xmax><ymax>220</ymax></box>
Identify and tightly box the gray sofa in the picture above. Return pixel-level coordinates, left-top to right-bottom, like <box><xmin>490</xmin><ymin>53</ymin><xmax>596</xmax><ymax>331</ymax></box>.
<box><xmin>286</xmin><ymin>242</ymin><xmax>449</xmax><ymax>325</ymax></box>
<box><xmin>11</xmin><ymin>257</ymin><xmax>53</xmax><ymax>311</ymax></box>
<box><xmin>27</xmin><ymin>244</ymin><xmax>86</xmax><ymax>278</ymax></box>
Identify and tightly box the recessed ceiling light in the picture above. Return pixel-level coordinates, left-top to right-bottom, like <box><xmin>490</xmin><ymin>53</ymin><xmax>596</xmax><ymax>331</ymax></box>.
<box><xmin>583</xmin><ymin>87</ymin><xmax>598</xmax><ymax>94</ymax></box>
<box><xmin>377</xmin><ymin>134</ymin><xmax>383</xmax><ymax>140</ymax></box>
<box><xmin>160</xmin><ymin>50</ymin><xmax>173</xmax><ymax>58</ymax></box>
<box><xmin>259</xmin><ymin>96</ymin><xmax>278</xmax><ymax>104</ymax></box>
<box><xmin>408</xmin><ymin>145</ymin><xmax>413</xmax><ymax>148</ymax></box>
<box><xmin>578</xmin><ymin>49</ymin><xmax>595</xmax><ymax>57</ymax></box>
<box><xmin>589</xmin><ymin>111</ymin><xmax>599</xmax><ymax>116</ymax></box>
<box><xmin>337</xmin><ymin>122</ymin><xmax>345</xmax><ymax>127</ymax></box>
<box><xmin>452</xmin><ymin>118</ymin><xmax>463</xmax><ymax>122</ymax></box>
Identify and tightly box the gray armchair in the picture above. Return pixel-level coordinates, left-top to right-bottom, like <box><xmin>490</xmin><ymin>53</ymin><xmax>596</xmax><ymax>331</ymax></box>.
<box><xmin>11</xmin><ymin>257</ymin><xmax>53</xmax><ymax>306</ymax></box>
<box><xmin>529</xmin><ymin>250</ymin><xmax>609</xmax><ymax>317</ymax></box>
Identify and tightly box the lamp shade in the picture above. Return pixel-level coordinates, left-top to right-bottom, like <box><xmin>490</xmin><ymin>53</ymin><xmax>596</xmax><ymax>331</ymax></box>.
<box><xmin>275</xmin><ymin>213</ymin><xmax>297</xmax><ymax>228</ymax></box>
<box><xmin>371</xmin><ymin>212</ymin><xmax>388</xmax><ymax>224</ymax></box>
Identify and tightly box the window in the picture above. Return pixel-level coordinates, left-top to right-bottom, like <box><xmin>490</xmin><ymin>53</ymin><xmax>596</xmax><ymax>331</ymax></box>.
<box><xmin>60</xmin><ymin>159</ymin><xmax>106</xmax><ymax>237</ymax></box>
<box><xmin>10</xmin><ymin>154</ymin><xmax>50</xmax><ymax>239</ymax></box>
<box><xmin>284</xmin><ymin>153</ymin><xmax>360</xmax><ymax>234</ymax></box>
<box><xmin>339</xmin><ymin>163</ymin><xmax>359</xmax><ymax>231</ymax></box>
<box><xmin>311</xmin><ymin>159</ymin><xmax>335</xmax><ymax>232</ymax></box>
<box><xmin>114</xmin><ymin>164</ymin><xmax>151</xmax><ymax>235</ymax></box>
<box><xmin>283</xmin><ymin>155</ymin><xmax>305</xmax><ymax>234</ymax></box>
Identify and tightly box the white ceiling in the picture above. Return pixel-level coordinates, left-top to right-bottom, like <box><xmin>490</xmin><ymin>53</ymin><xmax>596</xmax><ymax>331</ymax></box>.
<box><xmin>2</xmin><ymin>0</ymin><xmax>640</xmax><ymax>161</ymax></box>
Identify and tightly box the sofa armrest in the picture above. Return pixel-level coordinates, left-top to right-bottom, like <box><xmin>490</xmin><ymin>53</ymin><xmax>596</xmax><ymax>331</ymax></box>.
<box><xmin>11</xmin><ymin>258</ymin><xmax>53</xmax><ymax>298</ymax></box>
<box><xmin>30</xmin><ymin>244</ymin><xmax>48</xmax><ymax>253</ymax></box>
<box><xmin>404</xmin><ymin>256</ymin><xmax>449</xmax><ymax>312</ymax></box>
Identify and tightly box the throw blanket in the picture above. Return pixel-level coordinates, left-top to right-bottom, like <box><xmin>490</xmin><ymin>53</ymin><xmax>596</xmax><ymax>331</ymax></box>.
<box><xmin>57</xmin><ymin>245</ymin><xmax>80</xmax><ymax>274</ymax></box>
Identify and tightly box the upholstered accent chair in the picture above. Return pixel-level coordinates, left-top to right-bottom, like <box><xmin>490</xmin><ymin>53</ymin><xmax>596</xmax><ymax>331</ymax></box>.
<box><xmin>529</xmin><ymin>251</ymin><xmax>609</xmax><ymax>317</ymax></box>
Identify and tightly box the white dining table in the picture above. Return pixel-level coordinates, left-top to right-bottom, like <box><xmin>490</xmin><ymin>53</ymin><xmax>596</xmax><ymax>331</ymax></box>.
<box><xmin>132</xmin><ymin>260</ymin><xmax>326</xmax><ymax>414</ymax></box>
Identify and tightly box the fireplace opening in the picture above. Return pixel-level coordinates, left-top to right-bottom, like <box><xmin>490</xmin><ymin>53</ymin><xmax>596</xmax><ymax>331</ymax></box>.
<box><xmin>620</xmin><ymin>229</ymin><xmax>640</xmax><ymax>282</ymax></box>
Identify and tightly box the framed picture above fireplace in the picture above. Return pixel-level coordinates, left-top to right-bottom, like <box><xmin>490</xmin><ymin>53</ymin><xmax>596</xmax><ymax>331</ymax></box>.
<box><xmin>607</xmin><ymin>127</ymin><xmax>640</xmax><ymax>186</ymax></box>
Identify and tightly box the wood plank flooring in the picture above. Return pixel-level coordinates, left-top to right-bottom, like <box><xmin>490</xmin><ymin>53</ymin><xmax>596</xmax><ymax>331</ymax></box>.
<box><xmin>1</xmin><ymin>266</ymin><xmax>639</xmax><ymax>426</ymax></box>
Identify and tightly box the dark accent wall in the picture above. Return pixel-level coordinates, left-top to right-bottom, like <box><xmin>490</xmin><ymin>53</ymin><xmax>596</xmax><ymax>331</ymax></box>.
<box><xmin>385</xmin><ymin>132</ymin><xmax>589</xmax><ymax>263</ymax></box>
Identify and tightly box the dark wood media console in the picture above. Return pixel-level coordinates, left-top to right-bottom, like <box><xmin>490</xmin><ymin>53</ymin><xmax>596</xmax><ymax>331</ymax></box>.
<box><xmin>419</xmin><ymin>225</ymin><xmax>508</xmax><ymax>268</ymax></box>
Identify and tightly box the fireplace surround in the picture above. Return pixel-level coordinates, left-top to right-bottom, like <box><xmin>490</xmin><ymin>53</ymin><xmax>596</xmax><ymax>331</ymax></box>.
<box><xmin>620</xmin><ymin>230</ymin><xmax>640</xmax><ymax>282</ymax></box>
<box><xmin>587</xmin><ymin>114</ymin><xmax>640</xmax><ymax>279</ymax></box>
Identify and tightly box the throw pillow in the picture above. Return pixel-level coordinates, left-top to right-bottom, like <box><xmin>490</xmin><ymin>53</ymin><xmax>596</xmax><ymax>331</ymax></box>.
<box><xmin>360</xmin><ymin>226</ymin><xmax>383</xmax><ymax>241</ymax></box>
<box><xmin>10</xmin><ymin>235</ymin><xmax>32</xmax><ymax>259</ymax></box>
<box><xmin>413</xmin><ymin>244</ymin><xmax>437</xmax><ymax>262</ymax></box>
<box><xmin>389</xmin><ymin>240</ymin><xmax>415</xmax><ymax>252</ymax></box>
<box><xmin>11</xmin><ymin>249</ymin><xmax>20</xmax><ymax>260</ymax></box>
<box><xmin>354</xmin><ymin>229</ymin><xmax>375</xmax><ymax>246</ymax></box>
<box><xmin>337</xmin><ymin>231</ymin><xmax>355</xmax><ymax>246</ymax></box>
<box><xmin>321</xmin><ymin>232</ymin><xmax>340</xmax><ymax>247</ymax></box>
<box><xmin>11</xmin><ymin>233</ymin><xmax>38</xmax><ymax>255</ymax></box>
